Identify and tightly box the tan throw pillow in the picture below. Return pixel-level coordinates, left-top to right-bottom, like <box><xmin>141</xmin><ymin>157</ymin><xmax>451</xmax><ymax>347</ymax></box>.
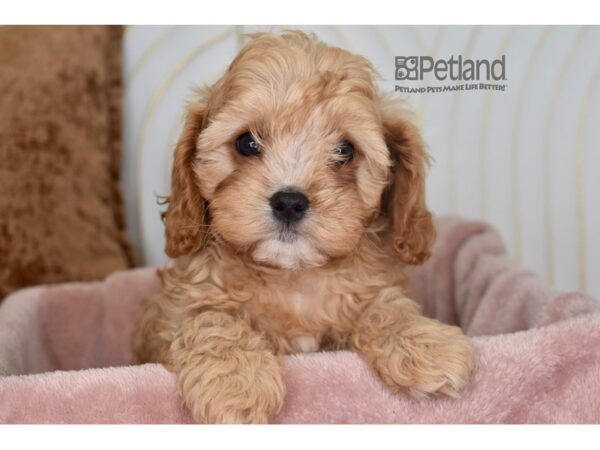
<box><xmin>0</xmin><ymin>25</ymin><xmax>136</xmax><ymax>300</ymax></box>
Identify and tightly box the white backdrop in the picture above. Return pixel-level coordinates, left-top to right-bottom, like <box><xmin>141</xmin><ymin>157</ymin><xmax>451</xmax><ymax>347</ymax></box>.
<box><xmin>122</xmin><ymin>25</ymin><xmax>600</xmax><ymax>299</ymax></box>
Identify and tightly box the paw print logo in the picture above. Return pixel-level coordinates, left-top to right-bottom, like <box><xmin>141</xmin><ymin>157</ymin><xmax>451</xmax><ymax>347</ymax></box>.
<box><xmin>395</xmin><ymin>56</ymin><xmax>419</xmax><ymax>80</ymax></box>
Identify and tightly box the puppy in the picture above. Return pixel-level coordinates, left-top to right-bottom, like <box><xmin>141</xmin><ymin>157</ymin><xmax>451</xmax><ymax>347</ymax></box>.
<box><xmin>133</xmin><ymin>30</ymin><xmax>474</xmax><ymax>424</ymax></box>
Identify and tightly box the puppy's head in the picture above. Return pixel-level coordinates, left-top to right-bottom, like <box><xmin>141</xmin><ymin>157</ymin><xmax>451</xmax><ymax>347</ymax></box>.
<box><xmin>163</xmin><ymin>31</ymin><xmax>435</xmax><ymax>269</ymax></box>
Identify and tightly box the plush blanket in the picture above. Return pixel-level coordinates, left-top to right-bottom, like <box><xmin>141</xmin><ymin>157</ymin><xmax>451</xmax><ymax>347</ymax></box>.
<box><xmin>1</xmin><ymin>216</ymin><xmax>599</xmax><ymax>423</ymax></box>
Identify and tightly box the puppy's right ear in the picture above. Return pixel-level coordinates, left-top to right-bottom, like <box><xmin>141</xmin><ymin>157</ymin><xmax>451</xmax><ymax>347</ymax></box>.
<box><xmin>163</xmin><ymin>101</ymin><xmax>208</xmax><ymax>258</ymax></box>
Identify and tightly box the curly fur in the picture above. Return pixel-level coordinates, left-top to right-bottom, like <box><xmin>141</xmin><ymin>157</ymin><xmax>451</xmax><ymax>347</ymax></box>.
<box><xmin>133</xmin><ymin>30</ymin><xmax>474</xmax><ymax>424</ymax></box>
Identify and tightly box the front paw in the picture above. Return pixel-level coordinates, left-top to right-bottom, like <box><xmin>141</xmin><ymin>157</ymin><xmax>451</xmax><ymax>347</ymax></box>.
<box><xmin>179</xmin><ymin>350</ymin><xmax>285</xmax><ymax>424</ymax></box>
<box><xmin>353</xmin><ymin>316</ymin><xmax>474</xmax><ymax>398</ymax></box>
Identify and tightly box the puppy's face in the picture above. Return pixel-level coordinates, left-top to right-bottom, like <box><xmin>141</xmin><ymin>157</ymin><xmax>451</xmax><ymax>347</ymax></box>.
<box><xmin>164</xmin><ymin>32</ymin><xmax>435</xmax><ymax>269</ymax></box>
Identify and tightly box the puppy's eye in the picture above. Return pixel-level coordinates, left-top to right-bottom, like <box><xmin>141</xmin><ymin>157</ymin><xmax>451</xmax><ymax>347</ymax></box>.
<box><xmin>333</xmin><ymin>140</ymin><xmax>355</xmax><ymax>165</ymax></box>
<box><xmin>235</xmin><ymin>132</ymin><xmax>261</xmax><ymax>157</ymax></box>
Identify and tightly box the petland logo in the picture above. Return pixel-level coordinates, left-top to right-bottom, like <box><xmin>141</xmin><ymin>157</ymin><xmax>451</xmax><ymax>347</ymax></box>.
<box><xmin>395</xmin><ymin>55</ymin><xmax>508</xmax><ymax>93</ymax></box>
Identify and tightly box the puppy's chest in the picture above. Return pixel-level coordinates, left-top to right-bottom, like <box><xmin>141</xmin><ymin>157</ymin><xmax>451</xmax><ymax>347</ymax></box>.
<box><xmin>240</xmin><ymin>272</ymin><xmax>369</xmax><ymax>353</ymax></box>
<box><xmin>247</xmin><ymin>275</ymin><xmax>344</xmax><ymax>324</ymax></box>
<box><xmin>286</xmin><ymin>287</ymin><xmax>335</xmax><ymax>322</ymax></box>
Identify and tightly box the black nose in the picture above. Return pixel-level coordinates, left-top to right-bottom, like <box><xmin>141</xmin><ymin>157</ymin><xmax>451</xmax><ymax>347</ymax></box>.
<box><xmin>269</xmin><ymin>190</ymin><xmax>309</xmax><ymax>224</ymax></box>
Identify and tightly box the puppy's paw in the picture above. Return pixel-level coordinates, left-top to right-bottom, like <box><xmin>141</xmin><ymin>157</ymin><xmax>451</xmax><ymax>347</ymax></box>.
<box><xmin>354</xmin><ymin>315</ymin><xmax>474</xmax><ymax>398</ymax></box>
<box><xmin>180</xmin><ymin>350</ymin><xmax>285</xmax><ymax>424</ymax></box>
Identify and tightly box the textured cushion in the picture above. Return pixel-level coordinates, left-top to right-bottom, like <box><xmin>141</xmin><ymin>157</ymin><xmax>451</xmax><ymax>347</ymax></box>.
<box><xmin>0</xmin><ymin>25</ymin><xmax>135</xmax><ymax>300</ymax></box>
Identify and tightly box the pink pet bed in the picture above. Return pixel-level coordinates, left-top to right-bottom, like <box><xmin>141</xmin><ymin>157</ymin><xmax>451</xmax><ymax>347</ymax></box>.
<box><xmin>1</xmin><ymin>216</ymin><xmax>599</xmax><ymax>423</ymax></box>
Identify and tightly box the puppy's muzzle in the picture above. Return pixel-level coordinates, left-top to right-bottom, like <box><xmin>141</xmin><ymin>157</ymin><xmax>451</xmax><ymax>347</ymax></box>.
<box><xmin>269</xmin><ymin>189</ymin><xmax>309</xmax><ymax>224</ymax></box>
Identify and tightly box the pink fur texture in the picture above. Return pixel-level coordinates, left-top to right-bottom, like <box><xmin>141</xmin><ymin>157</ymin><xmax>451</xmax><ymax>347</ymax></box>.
<box><xmin>0</xmin><ymin>216</ymin><xmax>599</xmax><ymax>423</ymax></box>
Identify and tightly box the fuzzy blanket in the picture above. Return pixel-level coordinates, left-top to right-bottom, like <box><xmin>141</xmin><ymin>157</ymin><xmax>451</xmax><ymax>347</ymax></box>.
<box><xmin>1</xmin><ymin>216</ymin><xmax>599</xmax><ymax>423</ymax></box>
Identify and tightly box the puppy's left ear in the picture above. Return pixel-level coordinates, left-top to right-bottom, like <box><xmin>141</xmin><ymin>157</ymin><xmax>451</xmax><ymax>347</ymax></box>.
<box><xmin>162</xmin><ymin>100</ymin><xmax>209</xmax><ymax>258</ymax></box>
<box><xmin>382</xmin><ymin>108</ymin><xmax>436</xmax><ymax>265</ymax></box>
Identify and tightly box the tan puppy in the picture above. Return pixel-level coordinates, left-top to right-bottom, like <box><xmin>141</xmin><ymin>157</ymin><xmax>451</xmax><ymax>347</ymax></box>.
<box><xmin>133</xmin><ymin>30</ymin><xmax>474</xmax><ymax>424</ymax></box>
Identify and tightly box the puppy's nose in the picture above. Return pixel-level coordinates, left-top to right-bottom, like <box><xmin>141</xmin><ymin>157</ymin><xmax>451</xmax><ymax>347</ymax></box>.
<box><xmin>269</xmin><ymin>190</ymin><xmax>309</xmax><ymax>224</ymax></box>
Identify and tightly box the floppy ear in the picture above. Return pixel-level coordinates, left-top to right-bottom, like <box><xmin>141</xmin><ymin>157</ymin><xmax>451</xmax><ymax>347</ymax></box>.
<box><xmin>162</xmin><ymin>101</ymin><xmax>208</xmax><ymax>258</ymax></box>
<box><xmin>382</xmin><ymin>109</ymin><xmax>436</xmax><ymax>265</ymax></box>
